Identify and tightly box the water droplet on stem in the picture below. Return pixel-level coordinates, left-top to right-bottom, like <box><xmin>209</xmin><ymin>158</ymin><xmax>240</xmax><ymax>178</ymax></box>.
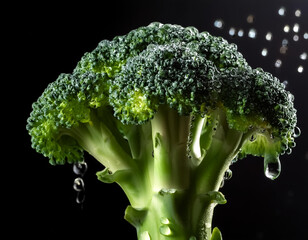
<box><xmin>160</xmin><ymin>225</ymin><xmax>172</xmax><ymax>236</ymax></box>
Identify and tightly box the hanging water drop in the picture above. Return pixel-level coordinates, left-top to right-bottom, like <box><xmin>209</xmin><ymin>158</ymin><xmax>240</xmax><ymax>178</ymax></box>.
<box><xmin>264</xmin><ymin>154</ymin><xmax>281</xmax><ymax>180</ymax></box>
<box><xmin>160</xmin><ymin>225</ymin><xmax>172</xmax><ymax>236</ymax></box>
<box><xmin>224</xmin><ymin>169</ymin><xmax>232</xmax><ymax>180</ymax></box>
<box><xmin>293</xmin><ymin>126</ymin><xmax>301</xmax><ymax>138</ymax></box>
<box><xmin>160</xmin><ymin>217</ymin><xmax>170</xmax><ymax>225</ymax></box>
<box><xmin>73</xmin><ymin>161</ymin><xmax>88</xmax><ymax>176</ymax></box>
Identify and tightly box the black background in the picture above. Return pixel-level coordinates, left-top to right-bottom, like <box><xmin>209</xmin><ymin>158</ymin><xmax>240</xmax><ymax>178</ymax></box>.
<box><xmin>8</xmin><ymin>0</ymin><xmax>308</xmax><ymax>239</ymax></box>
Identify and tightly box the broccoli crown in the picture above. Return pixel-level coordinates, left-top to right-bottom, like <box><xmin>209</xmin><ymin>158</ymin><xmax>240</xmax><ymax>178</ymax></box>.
<box><xmin>27</xmin><ymin>22</ymin><xmax>298</xmax><ymax>165</ymax></box>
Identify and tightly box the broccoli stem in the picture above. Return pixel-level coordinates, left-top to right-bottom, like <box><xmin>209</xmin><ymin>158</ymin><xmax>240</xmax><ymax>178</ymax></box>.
<box><xmin>122</xmin><ymin>107</ymin><xmax>244</xmax><ymax>240</ymax></box>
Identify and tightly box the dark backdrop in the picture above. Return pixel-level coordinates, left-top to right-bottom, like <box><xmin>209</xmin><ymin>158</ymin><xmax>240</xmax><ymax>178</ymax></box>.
<box><xmin>10</xmin><ymin>0</ymin><xmax>308</xmax><ymax>239</ymax></box>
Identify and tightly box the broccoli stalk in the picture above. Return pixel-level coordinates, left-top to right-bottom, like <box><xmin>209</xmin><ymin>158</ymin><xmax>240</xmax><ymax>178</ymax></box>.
<box><xmin>27</xmin><ymin>23</ymin><xmax>299</xmax><ymax>240</ymax></box>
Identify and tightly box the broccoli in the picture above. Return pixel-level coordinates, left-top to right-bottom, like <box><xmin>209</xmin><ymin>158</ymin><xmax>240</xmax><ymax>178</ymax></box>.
<box><xmin>27</xmin><ymin>22</ymin><xmax>299</xmax><ymax>240</ymax></box>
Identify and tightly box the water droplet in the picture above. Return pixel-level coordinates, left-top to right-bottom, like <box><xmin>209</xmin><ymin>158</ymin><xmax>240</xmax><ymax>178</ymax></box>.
<box><xmin>238</xmin><ymin>29</ymin><xmax>244</xmax><ymax>37</ymax></box>
<box><xmin>261</xmin><ymin>48</ymin><xmax>268</xmax><ymax>56</ymax></box>
<box><xmin>248</xmin><ymin>28</ymin><xmax>257</xmax><ymax>38</ymax></box>
<box><xmin>293</xmin><ymin>35</ymin><xmax>299</xmax><ymax>41</ymax></box>
<box><xmin>76</xmin><ymin>190</ymin><xmax>85</xmax><ymax>204</ymax></box>
<box><xmin>214</xmin><ymin>19</ymin><xmax>224</xmax><ymax>29</ymax></box>
<box><xmin>295</xmin><ymin>9</ymin><xmax>301</xmax><ymax>17</ymax></box>
<box><xmin>247</xmin><ymin>14</ymin><xmax>255</xmax><ymax>23</ymax></box>
<box><xmin>73</xmin><ymin>177</ymin><xmax>85</xmax><ymax>192</ymax></box>
<box><xmin>280</xmin><ymin>46</ymin><xmax>288</xmax><ymax>54</ymax></box>
<box><xmin>293</xmin><ymin>23</ymin><xmax>300</xmax><ymax>33</ymax></box>
<box><xmin>275</xmin><ymin>59</ymin><xmax>282</xmax><ymax>68</ymax></box>
<box><xmin>160</xmin><ymin>217</ymin><xmax>170</xmax><ymax>225</ymax></box>
<box><xmin>140</xmin><ymin>231</ymin><xmax>151</xmax><ymax>240</ymax></box>
<box><xmin>283</xmin><ymin>25</ymin><xmax>290</xmax><ymax>33</ymax></box>
<box><xmin>160</xmin><ymin>225</ymin><xmax>172</xmax><ymax>236</ymax></box>
<box><xmin>278</xmin><ymin>7</ymin><xmax>286</xmax><ymax>16</ymax></box>
<box><xmin>286</xmin><ymin>148</ymin><xmax>292</xmax><ymax>155</ymax></box>
<box><xmin>264</xmin><ymin>155</ymin><xmax>281</xmax><ymax>180</ymax></box>
<box><xmin>73</xmin><ymin>161</ymin><xmax>88</xmax><ymax>176</ymax></box>
<box><xmin>229</xmin><ymin>27</ymin><xmax>236</xmax><ymax>36</ymax></box>
<box><xmin>265</xmin><ymin>32</ymin><xmax>273</xmax><ymax>41</ymax></box>
<box><xmin>224</xmin><ymin>169</ymin><xmax>233</xmax><ymax>180</ymax></box>
<box><xmin>282</xmin><ymin>39</ymin><xmax>289</xmax><ymax>46</ymax></box>
<box><xmin>304</xmin><ymin>33</ymin><xmax>308</xmax><ymax>39</ymax></box>
<box><xmin>219</xmin><ymin>179</ymin><xmax>225</xmax><ymax>188</ymax></box>
<box><xmin>282</xmin><ymin>80</ymin><xmax>289</xmax><ymax>87</ymax></box>
<box><xmin>293</xmin><ymin>126</ymin><xmax>301</xmax><ymax>138</ymax></box>
<box><xmin>297</xmin><ymin>65</ymin><xmax>304</xmax><ymax>73</ymax></box>
<box><xmin>300</xmin><ymin>52</ymin><xmax>307</xmax><ymax>60</ymax></box>
<box><xmin>189</xmin><ymin>237</ymin><xmax>197</xmax><ymax>240</ymax></box>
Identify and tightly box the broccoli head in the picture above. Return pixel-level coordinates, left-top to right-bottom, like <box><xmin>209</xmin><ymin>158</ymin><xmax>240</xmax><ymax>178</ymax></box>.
<box><xmin>27</xmin><ymin>22</ymin><xmax>298</xmax><ymax>240</ymax></box>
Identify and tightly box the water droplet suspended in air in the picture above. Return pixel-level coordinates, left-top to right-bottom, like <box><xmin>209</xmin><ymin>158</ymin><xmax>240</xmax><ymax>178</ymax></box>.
<box><xmin>264</xmin><ymin>154</ymin><xmax>281</xmax><ymax>180</ymax></box>
<box><xmin>248</xmin><ymin>29</ymin><xmax>257</xmax><ymax>38</ymax></box>
<box><xmin>278</xmin><ymin>7</ymin><xmax>286</xmax><ymax>16</ymax></box>
<box><xmin>295</xmin><ymin>9</ymin><xmax>301</xmax><ymax>17</ymax></box>
<box><xmin>73</xmin><ymin>161</ymin><xmax>88</xmax><ymax>176</ymax></box>
<box><xmin>265</xmin><ymin>32</ymin><xmax>273</xmax><ymax>41</ymax></box>
<box><xmin>160</xmin><ymin>225</ymin><xmax>172</xmax><ymax>236</ymax></box>
<box><xmin>247</xmin><ymin>14</ymin><xmax>255</xmax><ymax>23</ymax></box>
<box><xmin>214</xmin><ymin>19</ymin><xmax>224</xmax><ymax>29</ymax></box>
<box><xmin>140</xmin><ymin>231</ymin><xmax>151</xmax><ymax>240</ymax></box>
<box><xmin>293</xmin><ymin>23</ymin><xmax>300</xmax><ymax>33</ymax></box>
<box><xmin>300</xmin><ymin>52</ymin><xmax>307</xmax><ymax>60</ymax></box>
<box><xmin>238</xmin><ymin>29</ymin><xmax>244</xmax><ymax>37</ymax></box>
<box><xmin>297</xmin><ymin>65</ymin><xmax>304</xmax><ymax>73</ymax></box>
<box><xmin>293</xmin><ymin>35</ymin><xmax>299</xmax><ymax>41</ymax></box>
<box><xmin>261</xmin><ymin>48</ymin><xmax>268</xmax><ymax>57</ymax></box>
<box><xmin>229</xmin><ymin>27</ymin><xmax>236</xmax><ymax>36</ymax></box>
<box><xmin>73</xmin><ymin>177</ymin><xmax>85</xmax><ymax>192</ymax></box>
<box><xmin>283</xmin><ymin>25</ymin><xmax>290</xmax><ymax>33</ymax></box>
<box><xmin>304</xmin><ymin>33</ymin><xmax>308</xmax><ymax>39</ymax></box>
<box><xmin>282</xmin><ymin>39</ymin><xmax>289</xmax><ymax>46</ymax></box>
<box><xmin>275</xmin><ymin>59</ymin><xmax>282</xmax><ymax>68</ymax></box>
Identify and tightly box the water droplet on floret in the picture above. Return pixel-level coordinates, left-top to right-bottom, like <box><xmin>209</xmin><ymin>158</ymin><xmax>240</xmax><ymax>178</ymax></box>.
<box><xmin>264</xmin><ymin>155</ymin><xmax>281</xmax><ymax>180</ymax></box>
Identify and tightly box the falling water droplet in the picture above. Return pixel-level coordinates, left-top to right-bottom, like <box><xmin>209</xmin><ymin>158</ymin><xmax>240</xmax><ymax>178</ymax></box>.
<box><xmin>293</xmin><ymin>127</ymin><xmax>301</xmax><ymax>138</ymax></box>
<box><xmin>247</xmin><ymin>14</ymin><xmax>255</xmax><ymax>23</ymax></box>
<box><xmin>248</xmin><ymin>28</ymin><xmax>257</xmax><ymax>38</ymax></box>
<box><xmin>229</xmin><ymin>27</ymin><xmax>236</xmax><ymax>36</ymax></box>
<box><xmin>238</xmin><ymin>29</ymin><xmax>244</xmax><ymax>37</ymax></box>
<box><xmin>293</xmin><ymin>35</ymin><xmax>299</xmax><ymax>41</ymax></box>
<box><xmin>160</xmin><ymin>225</ymin><xmax>172</xmax><ymax>236</ymax></box>
<box><xmin>265</xmin><ymin>32</ymin><xmax>273</xmax><ymax>41</ymax></box>
<box><xmin>224</xmin><ymin>169</ymin><xmax>233</xmax><ymax>180</ymax></box>
<box><xmin>283</xmin><ymin>25</ymin><xmax>290</xmax><ymax>33</ymax></box>
<box><xmin>304</xmin><ymin>33</ymin><xmax>308</xmax><ymax>39</ymax></box>
<box><xmin>140</xmin><ymin>231</ymin><xmax>151</xmax><ymax>240</ymax></box>
<box><xmin>264</xmin><ymin>154</ymin><xmax>281</xmax><ymax>180</ymax></box>
<box><xmin>275</xmin><ymin>59</ymin><xmax>282</xmax><ymax>68</ymax></box>
<box><xmin>73</xmin><ymin>161</ymin><xmax>88</xmax><ymax>176</ymax></box>
<box><xmin>297</xmin><ymin>65</ymin><xmax>304</xmax><ymax>73</ymax></box>
<box><xmin>261</xmin><ymin>48</ymin><xmax>268</xmax><ymax>57</ymax></box>
<box><xmin>300</xmin><ymin>52</ymin><xmax>307</xmax><ymax>60</ymax></box>
<box><xmin>295</xmin><ymin>9</ymin><xmax>301</xmax><ymax>17</ymax></box>
<box><xmin>76</xmin><ymin>191</ymin><xmax>85</xmax><ymax>204</ymax></box>
<box><xmin>278</xmin><ymin>7</ymin><xmax>286</xmax><ymax>16</ymax></box>
<box><xmin>73</xmin><ymin>177</ymin><xmax>85</xmax><ymax>192</ymax></box>
<box><xmin>293</xmin><ymin>23</ymin><xmax>300</xmax><ymax>33</ymax></box>
<box><xmin>214</xmin><ymin>19</ymin><xmax>224</xmax><ymax>29</ymax></box>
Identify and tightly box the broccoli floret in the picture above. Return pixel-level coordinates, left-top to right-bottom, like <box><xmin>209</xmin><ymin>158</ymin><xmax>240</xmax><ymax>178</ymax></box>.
<box><xmin>27</xmin><ymin>22</ymin><xmax>299</xmax><ymax>240</ymax></box>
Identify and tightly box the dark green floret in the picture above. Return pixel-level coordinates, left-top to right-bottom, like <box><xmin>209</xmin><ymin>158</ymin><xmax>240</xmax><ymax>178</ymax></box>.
<box><xmin>27</xmin><ymin>22</ymin><xmax>299</xmax><ymax>240</ymax></box>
